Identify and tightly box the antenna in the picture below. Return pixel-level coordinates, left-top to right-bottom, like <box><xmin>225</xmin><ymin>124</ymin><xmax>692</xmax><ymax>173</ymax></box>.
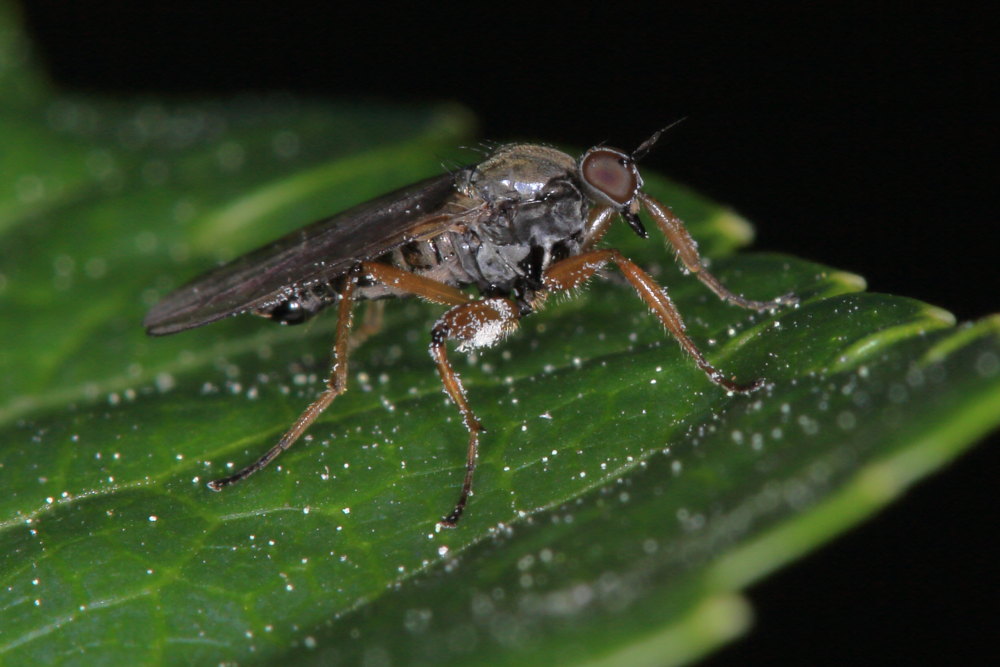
<box><xmin>631</xmin><ymin>118</ymin><xmax>687</xmax><ymax>161</ymax></box>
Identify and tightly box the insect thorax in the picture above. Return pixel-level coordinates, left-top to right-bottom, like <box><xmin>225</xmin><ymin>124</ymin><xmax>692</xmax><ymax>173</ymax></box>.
<box><xmin>446</xmin><ymin>145</ymin><xmax>592</xmax><ymax>301</ymax></box>
<box><xmin>384</xmin><ymin>179</ymin><xmax>591</xmax><ymax>307</ymax></box>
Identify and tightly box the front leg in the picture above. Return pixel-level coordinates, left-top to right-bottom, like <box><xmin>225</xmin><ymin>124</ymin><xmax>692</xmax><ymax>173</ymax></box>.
<box><xmin>430</xmin><ymin>298</ymin><xmax>521</xmax><ymax>527</ymax></box>
<box><xmin>543</xmin><ymin>249</ymin><xmax>762</xmax><ymax>393</ymax></box>
<box><xmin>638</xmin><ymin>192</ymin><xmax>797</xmax><ymax>311</ymax></box>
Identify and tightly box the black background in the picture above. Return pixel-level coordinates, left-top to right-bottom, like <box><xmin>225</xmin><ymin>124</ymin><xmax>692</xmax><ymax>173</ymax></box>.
<box><xmin>19</xmin><ymin>3</ymin><xmax>998</xmax><ymax>664</ymax></box>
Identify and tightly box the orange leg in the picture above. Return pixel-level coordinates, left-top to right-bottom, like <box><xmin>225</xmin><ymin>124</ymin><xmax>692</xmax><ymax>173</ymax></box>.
<box><xmin>637</xmin><ymin>192</ymin><xmax>797</xmax><ymax>311</ymax></box>
<box><xmin>360</xmin><ymin>261</ymin><xmax>473</xmax><ymax>307</ymax></box>
<box><xmin>430</xmin><ymin>297</ymin><xmax>521</xmax><ymax>526</ymax></box>
<box><xmin>581</xmin><ymin>204</ymin><xmax>616</xmax><ymax>251</ymax></box>
<box><xmin>543</xmin><ymin>248</ymin><xmax>762</xmax><ymax>393</ymax></box>
<box><xmin>209</xmin><ymin>269</ymin><xmax>361</xmax><ymax>490</ymax></box>
<box><xmin>208</xmin><ymin>261</ymin><xmax>471</xmax><ymax>491</ymax></box>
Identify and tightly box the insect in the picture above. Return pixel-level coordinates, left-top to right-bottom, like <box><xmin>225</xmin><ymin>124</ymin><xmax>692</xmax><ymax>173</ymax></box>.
<box><xmin>145</xmin><ymin>130</ymin><xmax>795</xmax><ymax>526</ymax></box>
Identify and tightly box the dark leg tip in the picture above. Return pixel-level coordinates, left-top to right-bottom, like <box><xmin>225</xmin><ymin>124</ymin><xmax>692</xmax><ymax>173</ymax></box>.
<box><xmin>206</xmin><ymin>480</ymin><xmax>225</xmax><ymax>492</ymax></box>
<box><xmin>439</xmin><ymin>506</ymin><xmax>464</xmax><ymax>528</ymax></box>
<box><xmin>707</xmin><ymin>367</ymin><xmax>766</xmax><ymax>394</ymax></box>
<box><xmin>732</xmin><ymin>377</ymin><xmax>766</xmax><ymax>393</ymax></box>
<box><xmin>742</xmin><ymin>291</ymin><xmax>799</xmax><ymax>312</ymax></box>
<box><xmin>774</xmin><ymin>292</ymin><xmax>799</xmax><ymax>307</ymax></box>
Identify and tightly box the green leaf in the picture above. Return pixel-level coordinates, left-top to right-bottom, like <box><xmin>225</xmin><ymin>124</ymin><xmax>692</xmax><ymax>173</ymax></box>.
<box><xmin>2</xmin><ymin>12</ymin><xmax>999</xmax><ymax>666</ymax></box>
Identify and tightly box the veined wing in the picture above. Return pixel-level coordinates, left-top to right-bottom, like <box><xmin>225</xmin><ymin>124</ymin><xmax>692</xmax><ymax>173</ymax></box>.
<box><xmin>145</xmin><ymin>171</ymin><xmax>476</xmax><ymax>335</ymax></box>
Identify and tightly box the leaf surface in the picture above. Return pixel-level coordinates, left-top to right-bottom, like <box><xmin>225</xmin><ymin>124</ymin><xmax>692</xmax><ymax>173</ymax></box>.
<box><xmin>1</xmin><ymin>8</ymin><xmax>999</xmax><ymax>665</ymax></box>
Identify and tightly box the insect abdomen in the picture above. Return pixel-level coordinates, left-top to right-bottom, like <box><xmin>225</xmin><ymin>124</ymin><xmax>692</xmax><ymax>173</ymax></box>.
<box><xmin>257</xmin><ymin>279</ymin><xmax>342</xmax><ymax>325</ymax></box>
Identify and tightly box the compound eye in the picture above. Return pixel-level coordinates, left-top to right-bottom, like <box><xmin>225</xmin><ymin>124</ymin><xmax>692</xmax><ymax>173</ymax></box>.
<box><xmin>581</xmin><ymin>148</ymin><xmax>638</xmax><ymax>205</ymax></box>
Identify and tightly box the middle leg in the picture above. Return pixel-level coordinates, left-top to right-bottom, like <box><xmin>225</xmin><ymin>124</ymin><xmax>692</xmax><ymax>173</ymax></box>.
<box><xmin>430</xmin><ymin>297</ymin><xmax>521</xmax><ymax>526</ymax></box>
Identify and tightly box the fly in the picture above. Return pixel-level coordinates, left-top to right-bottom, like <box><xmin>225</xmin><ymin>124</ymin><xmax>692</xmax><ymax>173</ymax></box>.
<box><xmin>144</xmin><ymin>130</ymin><xmax>797</xmax><ymax>526</ymax></box>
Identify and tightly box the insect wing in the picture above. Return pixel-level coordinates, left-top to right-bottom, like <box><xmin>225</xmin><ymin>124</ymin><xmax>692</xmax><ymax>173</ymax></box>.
<box><xmin>145</xmin><ymin>172</ymin><xmax>467</xmax><ymax>335</ymax></box>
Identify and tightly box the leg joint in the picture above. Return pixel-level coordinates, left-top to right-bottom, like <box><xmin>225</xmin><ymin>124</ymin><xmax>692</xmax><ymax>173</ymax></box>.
<box><xmin>430</xmin><ymin>324</ymin><xmax>450</xmax><ymax>347</ymax></box>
